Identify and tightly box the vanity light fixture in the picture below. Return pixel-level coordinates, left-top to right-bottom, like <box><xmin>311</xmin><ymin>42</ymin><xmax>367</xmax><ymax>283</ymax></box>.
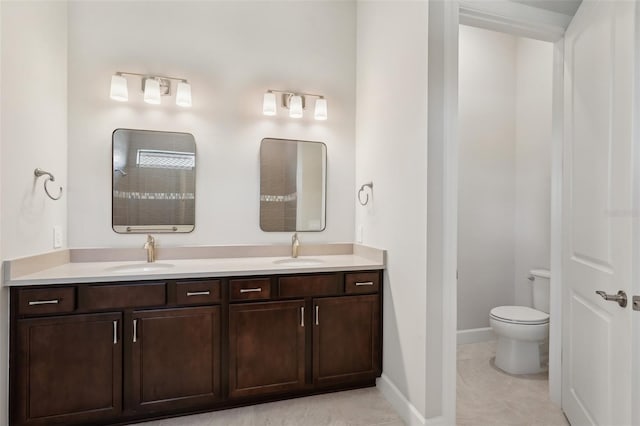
<box><xmin>143</xmin><ymin>78</ymin><xmax>161</xmax><ymax>105</ymax></box>
<box><xmin>109</xmin><ymin>72</ymin><xmax>192</xmax><ymax>107</ymax></box>
<box><xmin>262</xmin><ymin>89</ymin><xmax>328</xmax><ymax>120</ymax></box>
<box><xmin>110</xmin><ymin>74</ymin><xmax>129</xmax><ymax>102</ymax></box>
<box><xmin>175</xmin><ymin>81</ymin><xmax>192</xmax><ymax>108</ymax></box>
<box><xmin>289</xmin><ymin>95</ymin><xmax>303</xmax><ymax>118</ymax></box>
<box><xmin>262</xmin><ymin>91</ymin><xmax>277</xmax><ymax>116</ymax></box>
<box><xmin>314</xmin><ymin>97</ymin><xmax>328</xmax><ymax>121</ymax></box>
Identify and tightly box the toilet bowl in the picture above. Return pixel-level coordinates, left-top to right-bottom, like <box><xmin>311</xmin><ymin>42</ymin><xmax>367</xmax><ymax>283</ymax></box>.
<box><xmin>490</xmin><ymin>269</ymin><xmax>550</xmax><ymax>375</ymax></box>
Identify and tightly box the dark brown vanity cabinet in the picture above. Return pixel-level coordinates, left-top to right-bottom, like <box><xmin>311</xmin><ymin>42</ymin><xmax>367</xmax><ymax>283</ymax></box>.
<box><xmin>129</xmin><ymin>306</ymin><xmax>222</xmax><ymax>412</ymax></box>
<box><xmin>228</xmin><ymin>300</ymin><xmax>306</xmax><ymax>398</ymax></box>
<box><xmin>228</xmin><ymin>272</ymin><xmax>382</xmax><ymax>400</ymax></box>
<box><xmin>13</xmin><ymin>312</ymin><xmax>123</xmax><ymax>426</ymax></box>
<box><xmin>313</xmin><ymin>294</ymin><xmax>381</xmax><ymax>386</ymax></box>
<box><xmin>9</xmin><ymin>270</ymin><xmax>382</xmax><ymax>426</ymax></box>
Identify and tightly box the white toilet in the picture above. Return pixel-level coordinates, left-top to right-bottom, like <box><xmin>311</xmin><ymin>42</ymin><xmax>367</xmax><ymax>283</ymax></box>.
<box><xmin>489</xmin><ymin>269</ymin><xmax>550</xmax><ymax>375</ymax></box>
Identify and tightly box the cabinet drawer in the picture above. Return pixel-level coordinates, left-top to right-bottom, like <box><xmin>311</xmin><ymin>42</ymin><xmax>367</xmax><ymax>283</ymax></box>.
<box><xmin>80</xmin><ymin>282</ymin><xmax>166</xmax><ymax>310</ymax></box>
<box><xmin>278</xmin><ymin>274</ymin><xmax>340</xmax><ymax>298</ymax></box>
<box><xmin>345</xmin><ymin>272</ymin><xmax>380</xmax><ymax>294</ymax></box>
<box><xmin>176</xmin><ymin>280</ymin><xmax>221</xmax><ymax>305</ymax></box>
<box><xmin>230</xmin><ymin>278</ymin><xmax>271</xmax><ymax>301</ymax></box>
<box><xmin>17</xmin><ymin>287</ymin><xmax>75</xmax><ymax>316</ymax></box>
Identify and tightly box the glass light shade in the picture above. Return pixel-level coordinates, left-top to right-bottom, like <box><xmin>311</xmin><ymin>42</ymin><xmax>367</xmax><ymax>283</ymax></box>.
<box><xmin>176</xmin><ymin>81</ymin><xmax>192</xmax><ymax>107</ymax></box>
<box><xmin>143</xmin><ymin>78</ymin><xmax>161</xmax><ymax>105</ymax></box>
<box><xmin>263</xmin><ymin>92</ymin><xmax>277</xmax><ymax>116</ymax></box>
<box><xmin>289</xmin><ymin>95</ymin><xmax>303</xmax><ymax>118</ymax></box>
<box><xmin>314</xmin><ymin>98</ymin><xmax>328</xmax><ymax>120</ymax></box>
<box><xmin>110</xmin><ymin>74</ymin><xmax>128</xmax><ymax>102</ymax></box>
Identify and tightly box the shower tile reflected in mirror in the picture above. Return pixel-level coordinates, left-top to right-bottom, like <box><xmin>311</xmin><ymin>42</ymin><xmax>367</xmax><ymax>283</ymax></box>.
<box><xmin>260</xmin><ymin>138</ymin><xmax>326</xmax><ymax>232</ymax></box>
<box><xmin>112</xmin><ymin>129</ymin><xmax>196</xmax><ymax>233</ymax></box>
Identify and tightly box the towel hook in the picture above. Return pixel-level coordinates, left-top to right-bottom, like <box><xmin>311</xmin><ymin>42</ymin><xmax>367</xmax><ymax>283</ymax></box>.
<box><xmin>358</xmin><ymin>182</ymin><xmax>373</xmax><ymax>206</ymax></box>
<box><xmin>34</xmin><ymin>168</ymin><xmax>63</xmax><ymax>201</ymax></box>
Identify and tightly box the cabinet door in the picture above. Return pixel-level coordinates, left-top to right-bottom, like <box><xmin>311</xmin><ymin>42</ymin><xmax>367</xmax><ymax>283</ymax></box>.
<box><xmin>229</xmin><ymin>300</ymin><xmax>305</xmax><ymax>398</ymax></box>
<box><xmin>14</xmin><ymin>313</ymin><xmax>122</xmax><ymax>426</ymax></box>
<box><xmin>130</xmin><ymin>306</ymin><xmax>221</xmax><ymax>412</ymax></box>
<box><xmin>313</xmin><ymin>295</ymin><xmax>381</xmax><ymax>386</ymax></box>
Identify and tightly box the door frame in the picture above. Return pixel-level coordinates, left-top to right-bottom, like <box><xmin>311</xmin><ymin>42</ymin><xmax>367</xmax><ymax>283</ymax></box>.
<box><xmin>428</xmin><ymin>1</ymin><xmax>568</xmax><ymax>422</ymax></box>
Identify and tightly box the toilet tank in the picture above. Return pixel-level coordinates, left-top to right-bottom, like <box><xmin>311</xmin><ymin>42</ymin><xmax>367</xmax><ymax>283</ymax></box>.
<box><xmin>530</xmin><ymin>269</ymin><xmax>551</xmax><ymax>313</ymax></box>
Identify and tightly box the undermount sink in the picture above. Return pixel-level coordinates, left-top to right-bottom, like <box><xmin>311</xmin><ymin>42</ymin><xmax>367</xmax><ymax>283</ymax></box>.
<box><xmin>105</xmin><ymin>263</ymin><xmax>175</xmax><ymax>274</ymax></box>
<box><xmin>272</xmin><ymin>258</ymin><xmax>324</xmax><ymax>266</ymax></box>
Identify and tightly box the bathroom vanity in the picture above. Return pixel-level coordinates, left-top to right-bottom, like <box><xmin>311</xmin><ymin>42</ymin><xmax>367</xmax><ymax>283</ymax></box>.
<box><xmin>5</xmin><ymin>248</ymin><xmax>383</xmax><ymax>426</ymax></box>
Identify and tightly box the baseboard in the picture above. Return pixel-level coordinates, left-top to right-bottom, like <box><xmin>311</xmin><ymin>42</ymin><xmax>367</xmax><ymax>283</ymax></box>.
<box><xmin>376</xmin><ymin>374</ymin><xmax>427</xmax><ymax>426</ymax></box>
<box><xmin>457</xmin><ymin>327</ymin><xmax>496</xmax><ymax>345</ymax></box>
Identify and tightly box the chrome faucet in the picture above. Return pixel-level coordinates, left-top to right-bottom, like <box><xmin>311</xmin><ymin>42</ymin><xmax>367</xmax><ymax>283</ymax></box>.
<box><xmin>291</xmin><ymin>233</ymin><xmax>300</xmax><ymax>258</ymax></box>
<box><xmin>144</xmin><ymin>235</ymin><xmax>156</xmax><ymax>263</ymax></box>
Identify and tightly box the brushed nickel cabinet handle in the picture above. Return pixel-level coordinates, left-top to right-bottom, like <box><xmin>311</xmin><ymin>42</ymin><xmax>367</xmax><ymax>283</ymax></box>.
<box><xmin>133</xmin><ymin>319</ymin><xmax>138</xmax><ymax>343</ymax></box>
<box><xmin>28</xmin><ymin>299</ymin><xmax>59</xmax><ymax>306</ymax></box>
<box><xmin>240</xmin><ymin>288</ymin><xmax>262</xmax><ymax>293</ymax></box>
<box><xmin>315</xmin><ymin>305</ymin><xmax>319</xmax><ymax>326</ymax></box>
<box><xmin>187</xmin><ymin>291</ymin><xmax>210</xmax><ymax>296</ymax></box>
<box><xmin>301</xmin><ymin>307</ymin><xmax>305</xmax><ymax>327</ymax></box>
<box><xmin>113</xmin><ymin>320</ymin><xmax>118</xmax><ymax>344</ymax></box>
<box><xmin>355</xmin><ymin>281</ymin><xmax>374</xmax><ymax>286</ymax></box>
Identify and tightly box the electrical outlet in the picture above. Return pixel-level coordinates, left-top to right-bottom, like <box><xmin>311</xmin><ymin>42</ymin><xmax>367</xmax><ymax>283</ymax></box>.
<box><xmin>53</xmin><ymin>226</ymin><xmax>62</xmax><ymax>249</ymax></box>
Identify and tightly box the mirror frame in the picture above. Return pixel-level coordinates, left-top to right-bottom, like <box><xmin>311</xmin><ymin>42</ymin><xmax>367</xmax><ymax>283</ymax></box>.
<box><xmin>259</xmin><ymin>137</ymin><xmax>327</xmax><ymax>232</ymax></box>
<box><xmin>111</xmin><ymin>128</ymin><xmax>196</xmax><ymax>234</ymax></box>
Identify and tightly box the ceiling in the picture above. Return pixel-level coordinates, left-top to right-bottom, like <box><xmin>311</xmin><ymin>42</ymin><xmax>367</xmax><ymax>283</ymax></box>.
<box><xmin>511</xmin><ymin>0</ymin><xmax>582</xmax><ymax>17</ymax></box>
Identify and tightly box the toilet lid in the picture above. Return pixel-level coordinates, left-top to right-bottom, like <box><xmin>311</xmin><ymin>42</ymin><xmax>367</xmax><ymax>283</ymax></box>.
<box><xmin>490</xmin><ymin>306</ymin><xmax>549</xmax><ymax>325</ymax></box>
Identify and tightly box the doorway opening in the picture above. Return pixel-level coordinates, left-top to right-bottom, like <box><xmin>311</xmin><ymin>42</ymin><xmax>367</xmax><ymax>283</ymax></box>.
<box><xmin>455</xmin><ymin>23</ymin><xmax>564</xmax><ymax>425</ymax></box>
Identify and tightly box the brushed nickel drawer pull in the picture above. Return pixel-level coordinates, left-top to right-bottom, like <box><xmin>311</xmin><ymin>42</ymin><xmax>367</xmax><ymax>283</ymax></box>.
<box><xmin>28</xmin><ymin>299</ymin><xmax>60</xmax><ymax>306</ymax></box>
<box><xmin>113</xmin><ymin>320</ymin><xmax>118</xmax><ymax>344</ymax></box>
<box><xmin>315</xmin><ymin>305</ymin><xmax>319</xmax><ymax>326</ymax></box>
<box><xmin>133</xmin><ymin>319</ymin><xmax>138</xmax><ymax>343</ymax></box>
<box><xmin>187</xmin><ymin>291</ymin><xmax>210</xmax><ymax>296</ymax></box>
<box><xmin>240</xmin><ymin>288</ymin><xmax>262</xmax><ymax>293</ymax></box>
<box><xmin>301</xmin><ymin>307</ymin><xmax>305</xmax><ymax>327</ymax></box>
<box><xmin>355</xmin><ymin>281</ymin><xmax>375</xmax><ymax>286</ymax></box>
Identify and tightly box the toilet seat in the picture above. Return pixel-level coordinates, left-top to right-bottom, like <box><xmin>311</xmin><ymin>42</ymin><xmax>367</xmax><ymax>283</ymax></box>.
<box><xmin>490</xmin><ymin>305</ymin><xmax>549</xmax><ymax>325</ymax></box>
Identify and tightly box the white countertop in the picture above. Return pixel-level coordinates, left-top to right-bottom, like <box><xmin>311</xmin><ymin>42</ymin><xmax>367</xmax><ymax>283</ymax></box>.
<box><xmin>4</xmin><ymin>253</ymin><xmax>384</xmax><ymax>286</ymax></box>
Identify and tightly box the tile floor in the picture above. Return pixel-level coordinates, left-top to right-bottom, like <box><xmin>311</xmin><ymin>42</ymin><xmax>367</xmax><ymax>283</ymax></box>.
<box><xmin>133</xmin><ymin>340</ymin><xmax>570</xmax><ymax>426</ymax></box>
<box><xmin>131</xmin><ymin>387</ymin><xmax>404</xmax><ymax>426</ymax></box>
<box><xmin>457</xmin><ymin>340</ymin><xmax>569</xmax><ymax>426</ymax></box>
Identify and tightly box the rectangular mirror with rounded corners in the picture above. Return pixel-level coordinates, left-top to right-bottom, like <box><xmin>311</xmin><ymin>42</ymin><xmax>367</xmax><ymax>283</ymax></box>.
<box><xmin>260</xmin><ymin>138</ymin><xmax>326</xmax><ymax>232</ymax></box>
<box><xmin>112</xmin><ymin>128</ymin><xmax>196</xmax><ymax>233</ymax></box>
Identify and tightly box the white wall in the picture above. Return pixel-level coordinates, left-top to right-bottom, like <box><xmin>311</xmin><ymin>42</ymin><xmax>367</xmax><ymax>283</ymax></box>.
<box><xmin>514</xmin><ymin>37</ymin><xmax>553</xmax><ymax>306</ymax></box>
<box><xmin>457</xmin><ymin>25</ymin><xmax>517</xmax><ymax>330</ymax></box>
<box><xmin>356</xmin><ymin>1</ymin><xmax>428</xmax><ymax>422</ymax></box>
<box><xmin>0</xmin><ymin>4</ymin><xmax>4</xmax><ymax>424</ymax></box>
<box><xmin>1</xmin><ymin>1</ymin><xmax>68</xmax><ymax>259</ymax></box>
<box><xmin>0</xmin><ymin>2</ymin><xmax>68</xmax><ymax>424</ymax></box>
<box><xmin>457</xmin><ymin>26</ymin><xmax>552</xmax><ymax>331</ymax></box>
<box><xmin>67</xmin><ymin>1</ymin><xmax>356</xmax><ymax>248</ymax></box>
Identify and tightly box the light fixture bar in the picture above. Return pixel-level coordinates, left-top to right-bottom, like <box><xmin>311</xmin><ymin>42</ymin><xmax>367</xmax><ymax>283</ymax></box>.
<box><xmin>115</xmin><ymin>71</ymin><xmax>188</xmax><ymax>83</ymax></box>
<box><xmin>266</xmin><ymin>89</ymin><xmax>324</xmax><ymax>99</ymax></box>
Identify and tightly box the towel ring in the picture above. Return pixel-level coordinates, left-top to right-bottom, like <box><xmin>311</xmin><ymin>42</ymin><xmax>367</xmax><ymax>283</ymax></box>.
<box><xmin>34</xmin><ymin>168</ymin><xmax>63</xmax><ymax>201</ymax></box>
<box><xmin>358</xmin><ymin>182</ymin><xmax>373</xmax><ymax>206</ymax></box>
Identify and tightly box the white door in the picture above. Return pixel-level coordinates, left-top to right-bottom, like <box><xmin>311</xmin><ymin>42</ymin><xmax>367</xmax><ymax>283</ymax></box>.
<box><xmin>562</xmin><ymin>1</ymin><xmax>636</xmax><ymax>425</ymax></box>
